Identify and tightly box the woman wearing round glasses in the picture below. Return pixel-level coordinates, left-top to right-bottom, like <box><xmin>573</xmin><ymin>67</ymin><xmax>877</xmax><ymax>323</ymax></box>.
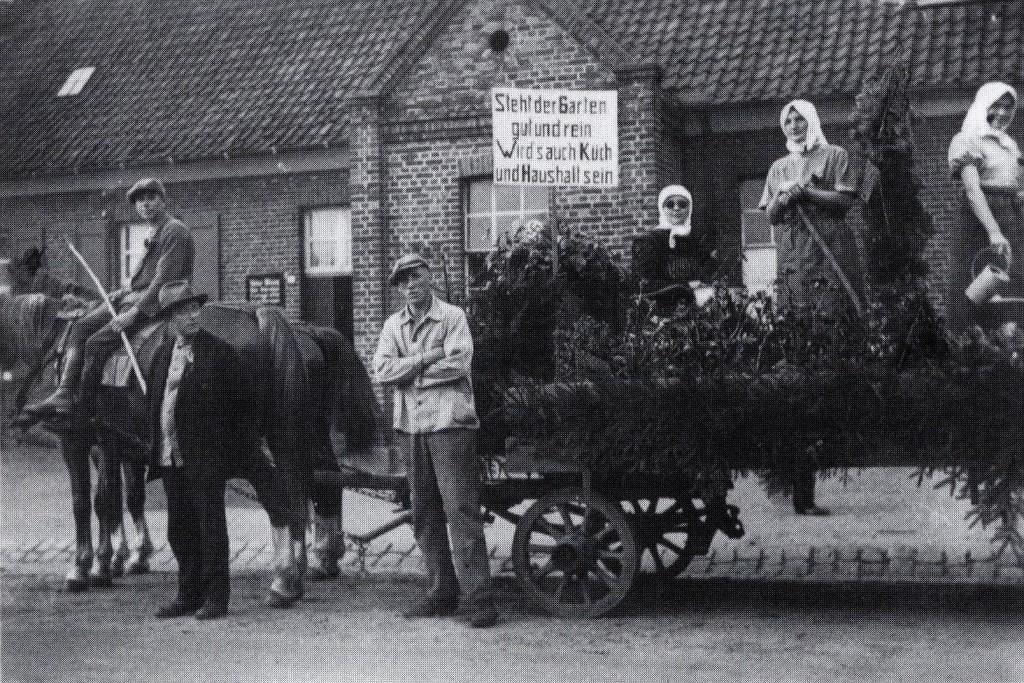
<box><xmin>760</xmin><ymin>99</ymin><xmax>860</xmax><ymax>315</ymax></box>
<box><xmin>632</xmin><ymin>184</ymin><xmax>717</xmax><ymax>315</ymax></box>
<box><xmin>948</xmin><ymin>82</ymin><xmax>1023</xmax><ymax>329</ymax></box>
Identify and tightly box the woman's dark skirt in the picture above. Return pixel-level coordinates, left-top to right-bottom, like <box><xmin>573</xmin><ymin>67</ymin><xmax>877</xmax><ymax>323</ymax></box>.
<box><xmin>950</xmin><ymin>187</ymin><xmax>1024</xmax><ymax>332</ymax></box>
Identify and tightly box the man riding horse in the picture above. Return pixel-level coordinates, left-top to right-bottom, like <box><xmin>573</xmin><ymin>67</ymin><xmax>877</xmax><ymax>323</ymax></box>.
<box><xmin>6</xmin><ymin>179</ymin><xmax>353</xmax><ymax>602</ymax></box>
<box><xmin>22</xmin><ymin>177</ymin><xmax>194</xmax><ymax>422</ymax></box>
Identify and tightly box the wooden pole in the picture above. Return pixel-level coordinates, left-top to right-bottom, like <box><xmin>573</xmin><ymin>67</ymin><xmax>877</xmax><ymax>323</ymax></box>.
<box><xmin>66</xmin><ymin>241</ymin><xmax>147</xmax><ymax>394</ymax></box>
<box><xmin>795</xmin><ymin>206</ymin><xmax>865</xmax><ymax>320</ymax></box>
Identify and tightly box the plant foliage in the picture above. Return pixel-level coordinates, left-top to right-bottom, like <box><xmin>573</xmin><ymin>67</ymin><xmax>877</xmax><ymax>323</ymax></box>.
<box><xmin>467</xmin><ymin>62</ymin><xmax>1024</xmax><ymax>560</ymax></box>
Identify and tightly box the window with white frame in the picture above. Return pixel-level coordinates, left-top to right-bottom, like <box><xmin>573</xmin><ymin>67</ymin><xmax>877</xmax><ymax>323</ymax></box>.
<box><xmin>464</xmin><ymin>179</ymin><xmax>548</xmax><ymax>286</ymax></box>
<box><xmin>121</xmin><ymin>223</ymin><xmax>150</xmax><ymax>287</ymax></box>
<box><xmin>304</xmin><ymin>207</ymin><xmax>352</xmax><ymax>276</ymax></box>
<box><xmin>57</xmin><ymin>67</ymin><xmax>96</xmax><ymax>97</ymax></box>
<box><xmin>740</xmin><ymin>178</ymin><xmax>776</xmax><ymax>296</ymax></box>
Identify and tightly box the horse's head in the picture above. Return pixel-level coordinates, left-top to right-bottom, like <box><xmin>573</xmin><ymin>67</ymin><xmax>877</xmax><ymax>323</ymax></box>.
<box><xmin>8</xmin><ymin>247</ymin><xmax>45</xmax><ymax>295</ymax></box>
<box><xmin>6</xmin><ymin>246</ymin><xmax>97</xmax><ymax>302</ymax></box>
<box><xmin>0</xmin><ymin>291</ymin><xmax>61</xmax><ymax>371</ymax></box>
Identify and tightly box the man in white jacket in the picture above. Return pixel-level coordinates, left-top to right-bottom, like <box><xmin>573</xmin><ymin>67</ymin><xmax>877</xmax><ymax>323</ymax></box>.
<box><xmin>373</xmin><ymin>253</ymin><xmax>496</xmax><ymax>628</ymax></box>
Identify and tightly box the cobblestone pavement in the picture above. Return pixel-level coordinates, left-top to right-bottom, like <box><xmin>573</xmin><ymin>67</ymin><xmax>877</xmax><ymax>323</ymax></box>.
<box><xmin>4</xmin><ymin>530</ymin><xmax>1023</xmax><ymax>584</ymax></box>
<box><xmin>3</xmin><ymin>437</ymin><xmax>1023</xmax><ymax>585</ymax></box>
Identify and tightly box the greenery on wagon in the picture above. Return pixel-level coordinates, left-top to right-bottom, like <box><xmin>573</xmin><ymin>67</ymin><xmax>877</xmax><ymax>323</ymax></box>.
<box><xmin>468</xmin><ymin>59</ymin><xmax>1024</xmax><ymax>560</ymax></box>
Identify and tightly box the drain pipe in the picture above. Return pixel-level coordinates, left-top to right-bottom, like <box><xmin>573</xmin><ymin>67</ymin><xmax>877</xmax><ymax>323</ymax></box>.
<box><xmin>376</xmin><ymin>97</ymin><xmax>394</xmax><ymax>460</ymax></box>
<box><xmin>378</xmin><ymin>98</ymin><xmax>390</xmax><ymax>326</ymax></box>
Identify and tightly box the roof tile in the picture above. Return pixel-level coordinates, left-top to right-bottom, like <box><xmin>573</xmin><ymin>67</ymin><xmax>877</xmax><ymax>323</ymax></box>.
<box><xmin>2</xmin><ymin>0</ymin><xmax>1021</xmax><ymax>176</ymax></box>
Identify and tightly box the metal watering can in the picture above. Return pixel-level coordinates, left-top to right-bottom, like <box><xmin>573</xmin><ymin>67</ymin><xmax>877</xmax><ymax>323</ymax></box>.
<box><xmin>966</xmin><ymin>247</ymin><xmax>1012</xmax><ymax>305</ymax></box>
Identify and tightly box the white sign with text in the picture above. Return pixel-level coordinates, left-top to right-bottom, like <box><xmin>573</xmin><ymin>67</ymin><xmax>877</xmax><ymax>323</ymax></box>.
<box><xmin>491</xmin><ymin>88</ymin><xmax>618</xmax><ymax>187</ymax></box>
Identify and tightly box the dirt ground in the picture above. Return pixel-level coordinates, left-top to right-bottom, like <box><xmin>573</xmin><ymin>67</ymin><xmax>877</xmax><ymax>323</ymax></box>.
<box><xmin>3</xmin><ymin>435</ymin><xmax>1024</xmax><ymax>682</ymax></box>
<box><xmin>3</xmin><ymin>572</ymin><xmax>1023</xmax><ymax>683</ymax></box>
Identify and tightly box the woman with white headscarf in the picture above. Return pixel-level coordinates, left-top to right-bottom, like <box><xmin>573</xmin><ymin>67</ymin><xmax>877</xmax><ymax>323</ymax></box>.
<box><xmin>948</xmin><ymin>82</ymin><xmax>1023</xmax><ymax>328</ymax></box>
<box><xmin>761</xmin><ymin>100</ymin><xmax>860</xmax><ymax>516</ymax></box>
<box><xmin>632</xmin><ymin>184</ymin><xmax>716</xmax><ymax>314</ymax></box>
<box><xmin>760</xmin><ymin>99</ymin><xmax>860</xmax><ymax>313</ymax></box>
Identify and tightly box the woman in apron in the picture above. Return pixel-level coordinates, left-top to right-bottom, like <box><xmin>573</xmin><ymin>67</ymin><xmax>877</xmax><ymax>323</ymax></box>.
<box><xmin>760</xmin><ymin>99</ymin><xmax>860</xmax><ymax>317</ymax></box>
<box><xmin>760</xmin><ymin>100</ymin><xmax>860</xmax><ymax>515</ymax></box>
<box><xmin>949</xmin><ymin>82</ymin><xmax>1023</xmax><ymax>331</ymax></box>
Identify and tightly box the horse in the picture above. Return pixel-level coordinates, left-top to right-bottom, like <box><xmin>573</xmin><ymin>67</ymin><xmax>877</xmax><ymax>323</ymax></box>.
<box><xmin>1</xmin><ymin>270</ymin><xmax>153</xmax><ymax>589</ymax></box>
<box><xmin>3</xmin><ymin>249</ymin><xmax>382</xmax><ymax>602</ymax></box>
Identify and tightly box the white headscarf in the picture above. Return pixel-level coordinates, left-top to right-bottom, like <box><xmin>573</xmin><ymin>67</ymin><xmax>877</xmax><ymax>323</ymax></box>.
<box><xmin>781</xmin><ymin>99</ymin><xmax>828</xmax><ymax>155</ymax></box>
<box><xmin>961</xmin><ymin>82</ymin><xmax>1018</xmax><ymax>151</ymax></box>
<box><xmin>657</xmin><ymin>185</ymin><xmax>693</xmax><ymax>248</ymax></box>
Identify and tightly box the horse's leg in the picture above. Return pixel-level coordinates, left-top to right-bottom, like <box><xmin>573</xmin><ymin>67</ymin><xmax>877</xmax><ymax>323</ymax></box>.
<box><xmin>123</xmin><ymin>459</ymin><xmax>153</xmax><ymax>574</ymax></box>
<box><xmin>102</xmin><ymin>447</ymin><xmax>135</xmax><ymax>579</ymax></box>
<box><xmin>248</xmin><ymin>437</ymin><xmax>305</xmax><ymax>607</ymax></box>
<box><xmin>309</xmin><ymin>483</ymin><xmax>344</xmax><ymax>580</ymax></box>
<box><xmin>60</xmin><ymin>430</ymin><xmax>93</xmax><ymax>591</ymax></box>
<box><xmin>89</xmin><ymin>443</ymin><xmax>120</xmax><ymax>586</ymax></box>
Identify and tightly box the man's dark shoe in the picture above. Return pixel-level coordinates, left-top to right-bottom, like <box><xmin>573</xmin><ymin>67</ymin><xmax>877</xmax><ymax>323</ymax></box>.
<box><xmin>467</xmin><ymin>601</ymin><xmax>498</xmax><ymax>628</ymax></box>
<box><xmin>402</xmin><ymin>593</ymin><xmax>458</xmax><ymax>619</ymax></box>
<box><xmin>195</xmin><ymin>602</ymin><xmax>228</xmax><ymax>620</ymax></box>
<box><xmin>155</xmin><ymin>600</ymin><xmax>200</xmax><ymax>618</ymax></box>
<box><xmin>23</xmin><ymin>346</ymin><xmax>85</xmax><ymax>421</ymax></box>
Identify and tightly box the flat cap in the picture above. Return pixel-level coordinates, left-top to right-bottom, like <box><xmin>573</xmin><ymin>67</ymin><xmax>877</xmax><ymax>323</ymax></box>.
<box><xmin>388</xmin><ymin>253</ymin><xmax>429</xmax><ymax>285</ymax></box>
<box><xmin>127</xmin><ymin>178</ymin><xmax>167</xmax><ymax>203</ymax></box>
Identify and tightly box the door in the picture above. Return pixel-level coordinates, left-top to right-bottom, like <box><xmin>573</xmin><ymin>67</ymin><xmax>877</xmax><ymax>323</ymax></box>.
<box><xmin>301</xmin><ymin>207</ymin><xmax>353</xmax><ymax>339</ymax></box>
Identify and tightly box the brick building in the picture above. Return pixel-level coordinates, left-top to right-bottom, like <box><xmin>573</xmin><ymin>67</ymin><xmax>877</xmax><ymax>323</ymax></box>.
<box><xmin>1</xmin><ymin>0</ymin><xmax>1021</xmax><ymax>363</ymax></box>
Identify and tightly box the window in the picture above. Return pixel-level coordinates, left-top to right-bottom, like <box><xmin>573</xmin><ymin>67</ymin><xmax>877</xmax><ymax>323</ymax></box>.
<box><xmin>121</xmin><ymin>223</ymin><xmax>149</xmax><ymax>287</ymax></box>
<box><xmin>57</xmin><ymin>67</ymin><xmax>96</xmax><ymax>97</ymax></box>
<box><xmin>0</xmin><ymin>258</ymin><xmax>11</xmax><ymax>296</ymax></box>
<box><xmin>302</xmin><ymin>207</ymin><xmax>354</xmax><ymax>339</ymax></box>
<box><xmin>304</xmin><ymin>207</ymin><xmax>352</xmax><ymax>276</ymax></box>
<box><xmin>464</xmin><ymin>179</ymin><xmax>548</xmax><ymax>286</ymax></box>
<box><xmin>740</xmin><ymin>178</ymin><xmax>776</xmax><ymax>296</ymax></box>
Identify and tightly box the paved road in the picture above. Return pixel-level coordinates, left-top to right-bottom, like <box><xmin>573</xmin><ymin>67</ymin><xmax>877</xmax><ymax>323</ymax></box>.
<box><xmin>3</xmin><ymin>572</ymin><xmax>1023</xmax><ymax>683</ymax></box>
<box><xmin>3</xmin><ymin>434</ymin><xmax>1019</xmax><ymax>582</ymax></box>
<box><xmin>3</xmin><ymin>432</ymin><xmax>1024</xmax><ymax>683</ymax></box>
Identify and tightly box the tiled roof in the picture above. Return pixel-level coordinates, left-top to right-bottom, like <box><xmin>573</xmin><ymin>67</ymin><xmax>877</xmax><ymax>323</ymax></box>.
<box><xmin>2</xmin><ymin>0</ymin><xmax>1021</xmax><ymax>178</ymax></box>
<box><xmin>2</xmin><ymin>0</ymin><xmax>438</xmax><ymax>177</ymax></box>
<box><xmin>592</xmin><ymin>0</ymin><xmax>1023</xmax><ymax>105</ymax></box>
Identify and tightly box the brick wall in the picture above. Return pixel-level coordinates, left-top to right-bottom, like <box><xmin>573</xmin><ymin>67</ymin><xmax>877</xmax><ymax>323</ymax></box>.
<box><xmin>914</xmin><ymin>115</ymin><xmax>962</xmax><ymax>318</ymax></box>
<box><xmin>0</xmin><ymin>169</ymin><xmax>350</xmax><ymax>321</ymax></box>
<box><xmin>351</xmin><ymin>0</ymin><xmax>673</xmax><ymax>363</ymax></box>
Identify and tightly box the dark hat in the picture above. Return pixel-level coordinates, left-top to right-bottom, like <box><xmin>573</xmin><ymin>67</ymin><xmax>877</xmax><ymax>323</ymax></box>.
<box><xmin>388</xmin><ymin>253</ymin><xmax>429</xmax><ymax>285</ymax></box>
<box><xmin>157</xmin><ymin>280</ymin><xmax>208</xmax><ymax>315</ymax></box>
<box><xmin>127</xmin><ymin>178</ymin><xmax>167</xmax><ymax>203</ymax></box>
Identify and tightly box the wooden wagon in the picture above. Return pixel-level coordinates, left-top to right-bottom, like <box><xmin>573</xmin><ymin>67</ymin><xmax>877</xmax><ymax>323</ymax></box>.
<box><xmin>314</xmin><ymin>360</ymin><xmax>1024</xmax><ymax>619</ymax></box>
<box><xmin>314</xmin><ymin>438</ymin><xmax>734</xmax><ymax>618</ymax></box>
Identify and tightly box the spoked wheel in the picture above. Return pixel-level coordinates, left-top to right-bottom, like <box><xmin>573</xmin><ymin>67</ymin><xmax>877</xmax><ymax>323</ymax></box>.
<box><xmin>621</xmin><ymin>497</ymin><xmax>715</xmax><ymax>578</ymax></box>
<box><xmin>512</xmin><ymin>487</ymin><xmax>638</xmax><ymax>618</ymax></box>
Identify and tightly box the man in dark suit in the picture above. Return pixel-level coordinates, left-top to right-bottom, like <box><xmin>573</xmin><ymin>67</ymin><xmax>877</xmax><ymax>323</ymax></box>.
<box><xmin>148</xmin><ymin>280</ymin><xmax>244</xmax><ymax>620</ymax></box>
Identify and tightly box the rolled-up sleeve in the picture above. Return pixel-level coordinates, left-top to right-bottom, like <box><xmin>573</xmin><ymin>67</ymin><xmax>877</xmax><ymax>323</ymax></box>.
<box><xmin>759</xmin><ymin>165</ymin><xmax>778</xmax><ymax>211</ymax></box>
<box><xmin>832</xmin><ymin>146</ymin><xmax>859</xmax><ymax>194</ymax></box>
<box><xmin>417</xmin><ymin>309</ymin><xmax>473</xmax><ymax>389</ymax></box>
<box><xmin>373</xmin><ymin>319</ymin><xmax>421</xmax><ymax>386</ymax></box>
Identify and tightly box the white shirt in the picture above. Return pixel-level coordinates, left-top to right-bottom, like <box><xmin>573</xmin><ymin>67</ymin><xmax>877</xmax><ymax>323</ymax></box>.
<box><xmin>159</xmin><ymin>336</ymin><xmax>193</xmax><ymax>467</ymax></box>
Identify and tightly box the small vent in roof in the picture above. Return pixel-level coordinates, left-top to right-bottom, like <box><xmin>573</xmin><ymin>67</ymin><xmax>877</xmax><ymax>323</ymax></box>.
<box><xmin>57</xmin><ymin>67</ymin><xmax>96</xmax><ymax>97</ymax></box>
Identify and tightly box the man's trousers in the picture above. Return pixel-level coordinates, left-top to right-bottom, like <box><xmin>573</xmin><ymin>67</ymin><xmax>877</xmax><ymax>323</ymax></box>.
<box><xmin>161</xmin><ymin>466</ymin><xmax>230</xmax><ymax>608</ymax></box>
<box><xmin>398</xmin><ymin>428</ymin><xmax>492</xmax><ymax>604</ymax></box>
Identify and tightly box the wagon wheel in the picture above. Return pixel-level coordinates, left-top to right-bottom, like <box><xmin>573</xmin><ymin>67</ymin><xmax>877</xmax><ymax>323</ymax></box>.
<box><xmin>512</xmin><ymin>487</ymin><xmax>638</xmax><ymax>618</ymax></box>
<box><xmin>621</xmin><ymin>497</ymin><xmax>715</xmax><ymax>578</ymax></box>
